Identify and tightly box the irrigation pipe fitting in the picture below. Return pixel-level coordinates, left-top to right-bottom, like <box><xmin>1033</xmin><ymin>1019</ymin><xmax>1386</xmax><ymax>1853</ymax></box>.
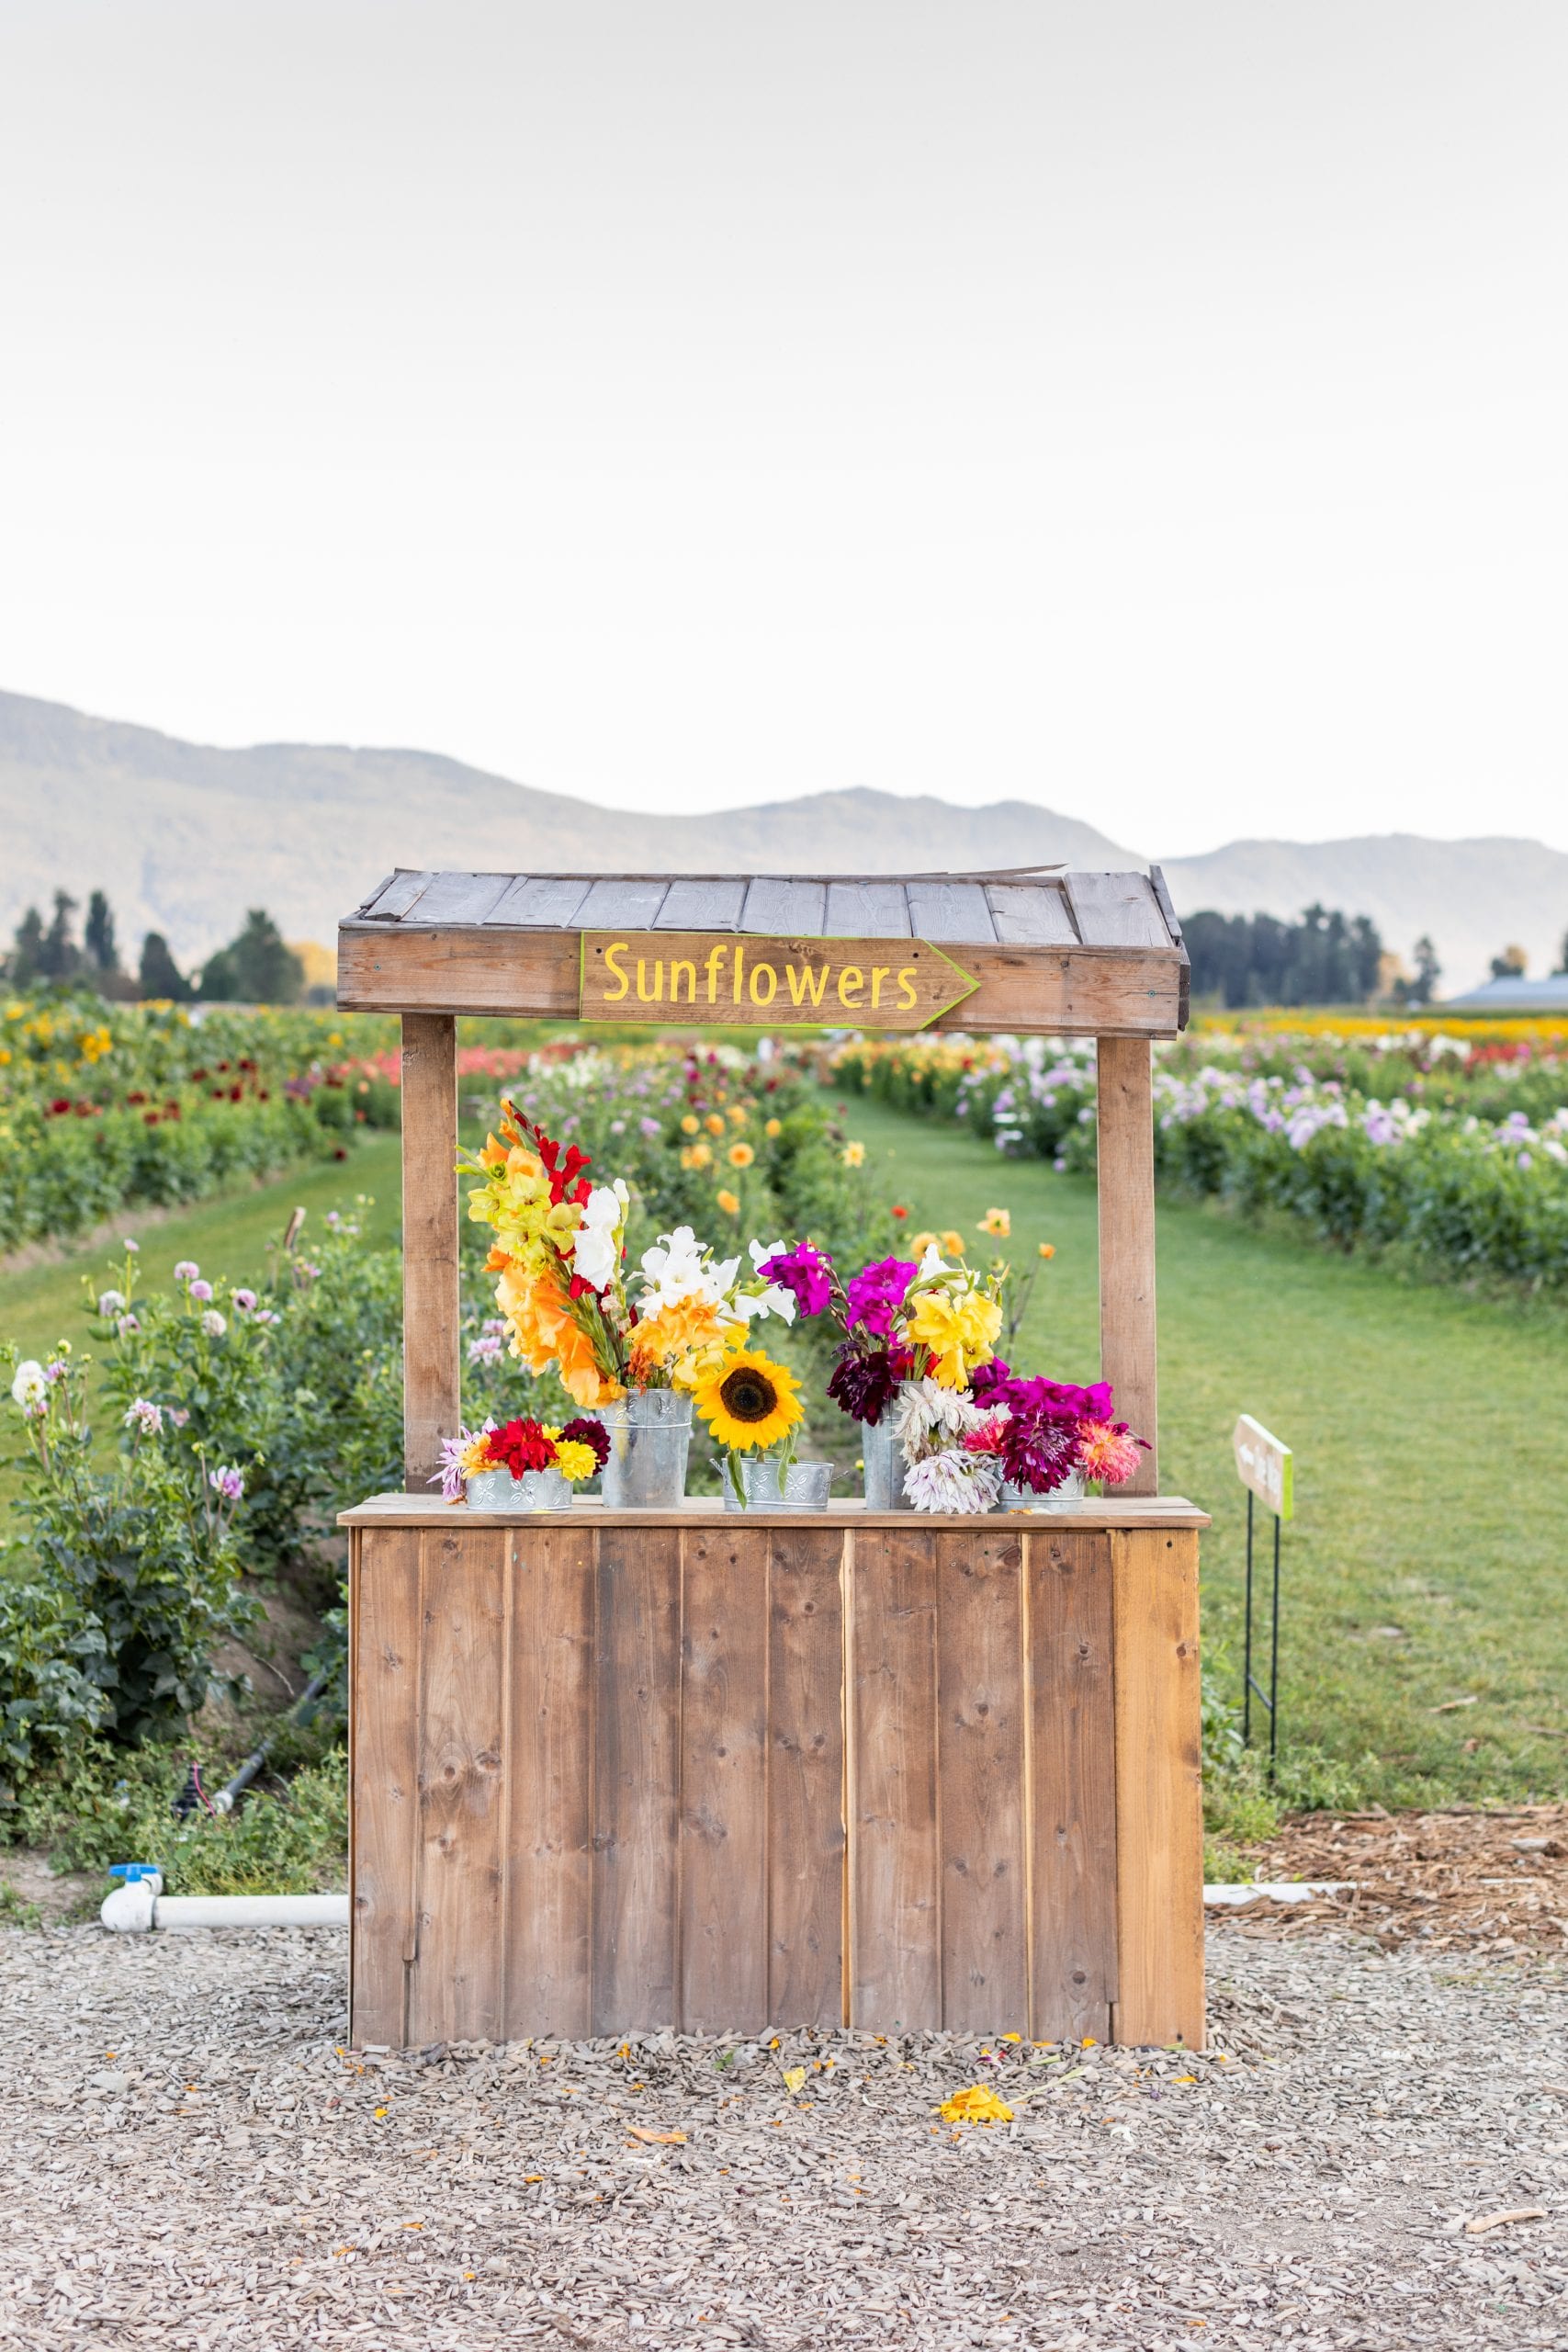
<box><xmin>100</xmin><ymin>1866</ymin><xmax>348</xmax><ymax>1934</ymax></box>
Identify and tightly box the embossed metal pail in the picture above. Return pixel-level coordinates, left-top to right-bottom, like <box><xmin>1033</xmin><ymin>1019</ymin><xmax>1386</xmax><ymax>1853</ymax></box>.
<box><xmin>719</xmin><ymin>1456</ymin><xmax>835</xmax><ymax>1512</ymax></box>
<box><xmin>860</xmin><ymin>1411</ymin><xmax>916</xmax><ymax>1511</ymax></box>
<box><xmin>599</xmin><ymin>1390</ymin><xmax>693</xmax><ymax>1509</ymax></box>
<box><xmin>465</xmin><ymin>1466</ymin><xmax>573</xmax><ymax>1511</ymax></box>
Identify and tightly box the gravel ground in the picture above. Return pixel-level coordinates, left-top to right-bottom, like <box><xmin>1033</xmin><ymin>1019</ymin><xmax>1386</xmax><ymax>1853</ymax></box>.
<box><xmin>4</xmin><ymin>1923</ymin><xmax>1568</xmax><ymax>2349</ymax></box>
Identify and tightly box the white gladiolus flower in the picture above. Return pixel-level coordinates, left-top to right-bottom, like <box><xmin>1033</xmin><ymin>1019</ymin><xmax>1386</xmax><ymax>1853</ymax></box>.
<box><xmin>571</xmin><ymin>1185</ymin><xmax>626</xmax><ymax>1292</ymax></box>
<box><xmin>11</xmin><ymin>1360</ymin><xmax>47</xmax><ymax>1411</ymax></box>
<box><xmin>637</xmin><ymin>1225</ymin><xmax>708</xmax><ymax>1310</ymax></box>
<box><xmin>730</xmin><ymin>1282</ymin><xmax>796</xmax><ymax>1324</ymax></box>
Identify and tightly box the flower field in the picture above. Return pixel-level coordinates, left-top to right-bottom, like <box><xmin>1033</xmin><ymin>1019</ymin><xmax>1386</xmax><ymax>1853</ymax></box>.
<box><xmin>0</xmin><ymin>994</ymin><xmax>407</xmax><ymax>1253</ymax></box>
<box><xmin>831</xmin><ymin>1022</ymin><xmax>1568</xmax><ymax>1289</ymax></box>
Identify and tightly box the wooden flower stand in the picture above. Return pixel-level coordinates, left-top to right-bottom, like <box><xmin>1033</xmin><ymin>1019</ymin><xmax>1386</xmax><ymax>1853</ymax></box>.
<box><xmin>342</xmin><ymin>1493</ymin><xmax>1206</xmax><ymax>2050</ymax></box>
<box><xmin>335</xmin><ymin>861</ymin><xmax>1209</xmax><ymax>2049</ymax></box>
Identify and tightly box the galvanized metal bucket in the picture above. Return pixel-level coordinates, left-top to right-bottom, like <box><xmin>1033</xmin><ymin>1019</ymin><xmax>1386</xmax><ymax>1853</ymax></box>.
<box><xmin>999</xmin><ymin>1469</ymin><xmax>1088</xmax><ymax>1512</ymax></box>
<box><xmin>860</xmin><ymin>1413</ymin><xmax>916</xmax><ymax>1511</ymax></box>
<box><xmin>719</xmin><ymin>1455</ymin><xmax>835</xmax><ymax>1512</ymax></box>
<box><xmin>465</xmin><ymin>1465</ymin><xmax>574</xmax><ymax>1512</ymax></box>
<box><xmin>599</xmin><ymin>1389</ymin><xmax>693</xmax><ymax>1510</ymax></box>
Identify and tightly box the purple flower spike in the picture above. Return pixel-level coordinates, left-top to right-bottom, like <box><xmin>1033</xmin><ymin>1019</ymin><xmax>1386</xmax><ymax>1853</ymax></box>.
<box><xmin>758</xmin><ymin>1243</ymin><xmax>834</xmax><ymax>1318</ymax></box>
<box><xmin>843</xmin><ymin>1257</ymin><xmax>918</xmax><ymax>1338</ymax></box>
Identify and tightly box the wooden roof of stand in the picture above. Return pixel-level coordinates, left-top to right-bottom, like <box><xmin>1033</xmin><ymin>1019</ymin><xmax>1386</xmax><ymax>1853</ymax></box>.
<box><xmin>336</xmin><ymin>864</ymin><xmax>1190</xmax><ymax>1035</ymax></box>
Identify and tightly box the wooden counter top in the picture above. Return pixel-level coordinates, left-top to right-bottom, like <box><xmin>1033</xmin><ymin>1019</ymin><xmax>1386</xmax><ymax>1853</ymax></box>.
<box><xmin>339</xmin><ymin>1490</ymin><xmax>1212</xmax><ymax>1531</ymax></box>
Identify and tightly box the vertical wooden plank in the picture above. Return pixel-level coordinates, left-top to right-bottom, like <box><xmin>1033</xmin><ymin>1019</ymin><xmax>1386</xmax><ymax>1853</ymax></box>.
<box><xmin>407</xmin><ymin>1527</ymin><xmax>508</xmax><ymax>2046</ymax></box>
<box><xmin>679</xmin><ymin>1526</ymin><xmax>769</xmax><ymax>2033</ymax></box>
<box><xmin>823</xmin><ymin>880</ymin><xmax>912</xmax><ymax>938</ymax></box>
<box><xmin>1026</xmin><ymin>1530</ymin><xmax>1117</xmax><ymax>2042</ymax></box>
<box><xmin>767</xmin><ymin>1526</ymin><xmax>846</xmax><ymax>2029</ymax></box>
<box><xmin>592</xmin><ymin>1526</ymin><xmax>682</xmax><ymax>2032</ymax></box>
<box><xmin>400</xmin><ymin>1012</ymin><xmax>459</xmax><ymax>1493</ymax></box>
<box><xmin>350</xmin><ymin>1527</ymin><xmax>423</xmax><ymax>2048</ymax></box>
<box><xmin>849</xmin><ymin>1527</ymin><xmax>942</xmax><ymax>2030</ymax></box>
<box><xmin>654</xmin><ymin>878</ymin><xmax>748</xmax><ymax>930</ymax></box>
<box><xmin>504</xmin><ymin>1523</ymin><xmax>595</xmax><ymax>2039</ymax></box>
<box><xmin>905</xmin><ymin>880</ymin><xmax>997</xmax><ymax>942</ymax></box>
<box><xmin>1096</xmin><ymin>1033</ymin><xmax>1158</xmax><ymax>1493</ymax></box>
<box><xmin>350</xmin><ymin>1528</ymin><xmax>420</xmax><ymax>2045</ymax></box>
<box><xmin>739</xmin><ymin>877</ymin><xmax>829</xmax><ymax>934</ymax></box>
<box><xmin>937</xmin><ymin>1530</ymin><xmax>1028</xmax><ymax>2032</ymax></box>
<box><xmin>1065</xmin><ymin>870</ymin><xmax>1173</xmax><ymax>948</ymax></box>
<box><xmin>1111</xmin><ymin>1528</ymin><xmax>1204</xmax><ymax>2049</ymax></box>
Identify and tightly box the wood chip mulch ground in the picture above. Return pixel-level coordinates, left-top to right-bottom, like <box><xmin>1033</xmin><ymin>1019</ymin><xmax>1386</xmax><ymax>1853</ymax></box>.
<box><xmin>1237</xmin><ymin>1801</ymin><xmax>1568</xmax><ymax>1955</ymax></box>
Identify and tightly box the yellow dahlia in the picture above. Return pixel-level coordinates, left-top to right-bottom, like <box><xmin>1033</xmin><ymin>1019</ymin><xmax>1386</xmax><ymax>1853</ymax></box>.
<box><xmin>693</xmin><ymin>1347</ymin><xmax>804</xmax><ymax>1453</ymax></box>
<box><xmin>727</xmin><ymin>1140</ymin><xmax>755</xmax><ymax>1169</ymax></box>
<box><xmin>552</xmin><ymin>1439</ymin><xmax>600</xmax><ymax>1483</ymax></box>
<box><xmin>978</xmin><ymin>1207</ymin><xmax>1011</xmax><ymax>1238</ymax></box>
<box><xmin>716</xmin><ymin>1188</ymin><xmax>741</xmax><ymax>1216</ymax></box>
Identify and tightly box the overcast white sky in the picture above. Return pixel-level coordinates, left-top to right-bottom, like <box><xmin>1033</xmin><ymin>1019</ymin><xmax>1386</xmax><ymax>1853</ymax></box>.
<box><xmin>2</xmin><ymin>1</ymin><xmax>1565</xmax><ymax>854</ymax></box>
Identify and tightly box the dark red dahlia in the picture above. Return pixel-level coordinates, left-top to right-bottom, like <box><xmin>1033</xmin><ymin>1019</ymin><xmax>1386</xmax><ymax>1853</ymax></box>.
<box><xmin>560</xmin><ymin>1416</ymin><xmax>611</xmax><ymax>1471</ymax></box>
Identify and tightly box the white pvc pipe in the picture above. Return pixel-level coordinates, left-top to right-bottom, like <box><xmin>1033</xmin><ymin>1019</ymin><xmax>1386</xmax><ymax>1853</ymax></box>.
<box><xmin>154</xmin><ymin>1893</ymin><xmax>349</xmax><ymax>1928</ymax></box>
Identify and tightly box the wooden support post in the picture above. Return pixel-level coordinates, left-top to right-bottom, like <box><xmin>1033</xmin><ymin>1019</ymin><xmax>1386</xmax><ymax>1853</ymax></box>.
<box><xmin>400</xmin><ymin>1013</ymin><xmax>460</xmax><ymax>1492</ymax></box>
<box><xmin>1096</xmin><ymin>1034</ymin><xmax>1158</xmax><ymax>1495</ymax></box>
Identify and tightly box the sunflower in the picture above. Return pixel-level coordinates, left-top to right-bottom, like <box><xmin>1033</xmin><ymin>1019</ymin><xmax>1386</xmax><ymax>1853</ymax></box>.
<box><xmin>693</xmin><ymin>1347</ymin><xmax>804</xmax><ymax>1453</ymax></box>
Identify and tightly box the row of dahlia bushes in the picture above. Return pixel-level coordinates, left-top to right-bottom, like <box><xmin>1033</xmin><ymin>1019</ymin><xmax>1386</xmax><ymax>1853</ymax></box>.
<box><xmin>0</xmin><ymin>994</ymin><xmax>404</xmax><ymax>1251</ymax></box>
<box><xmin>830</xmin><ymin>1032</ymin><xmax>1568</xmax><ymax>1289</ymax></box>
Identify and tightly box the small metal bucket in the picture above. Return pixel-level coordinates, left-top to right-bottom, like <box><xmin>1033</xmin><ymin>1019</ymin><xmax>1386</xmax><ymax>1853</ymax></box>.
<box><xmin>860</xmin><ymin>1413</ymin><xmax>916</xmax><ymax>1511</ymax></box>
<box><xmin>999</xmin><ymin>1469</ymin><xmax>1088</xmax><ymax>1513</ymax></box>
<box><xmin>720</xmin><ymin>1456</ymin><xmax>835</xmax><ymax>1512</ymax></box>
<box><xmin>599</xmin><ymin>1389</ymin><xmax>693</xmax><ymax>1509</ymax></box>
<box><xmin>465</xmin><ymin>1465</ymin><xmax>573</xmax><ymax>1512</ymax></box>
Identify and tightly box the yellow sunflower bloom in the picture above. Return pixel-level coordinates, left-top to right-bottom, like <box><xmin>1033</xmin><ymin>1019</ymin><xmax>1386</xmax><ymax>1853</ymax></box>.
<box><xmin>905</xmin><ymin>1286</ymin><xmax>1002</xmax><ymax>1388</ymax></box>
<box><xmin>728</xmin><ymin>1140</ymin><xmax>755</xmax><ymax>1169</ymax></box>
<box><xmin>693</xmin><ymin>1347</ymin><xmax>804</xmax><ymax>1453</ymax></box>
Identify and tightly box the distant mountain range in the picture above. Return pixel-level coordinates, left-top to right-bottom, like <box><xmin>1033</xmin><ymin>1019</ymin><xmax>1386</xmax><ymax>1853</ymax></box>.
<box><xmin>2</xmin><ymin>687</ymin><xmax>1563</xmax><ymax>998</ymax></box>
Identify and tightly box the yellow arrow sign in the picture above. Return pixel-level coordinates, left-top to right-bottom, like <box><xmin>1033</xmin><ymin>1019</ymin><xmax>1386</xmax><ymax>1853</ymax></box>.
<box><xmin>579</xmin><ymin>932</ymin><xmax>977</xmax><ymax>1029</ymax></box>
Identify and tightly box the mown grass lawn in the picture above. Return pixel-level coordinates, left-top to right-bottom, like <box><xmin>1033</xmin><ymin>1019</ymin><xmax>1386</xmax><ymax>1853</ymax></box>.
<box><xmin>840</xmin><ymin>1091</ymin><xmax>1568</xmax><ymax>1810</ymax></box>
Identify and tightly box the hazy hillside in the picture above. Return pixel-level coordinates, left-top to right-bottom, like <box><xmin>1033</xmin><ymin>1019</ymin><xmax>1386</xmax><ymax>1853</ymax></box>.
<box><xmin>1159</xmin><ymin>835</ymin><xmax>1568</xmax><ymax>998</ymax></box>
<box><xmin>0</xmin><ymin>690</ymin><xmax>1127</xmax><ymax>964</ymax></box>
<box><xmin>2</xmin><ymin>687</ymin><xmax>1564</xmax><ymax>996</ymax></box>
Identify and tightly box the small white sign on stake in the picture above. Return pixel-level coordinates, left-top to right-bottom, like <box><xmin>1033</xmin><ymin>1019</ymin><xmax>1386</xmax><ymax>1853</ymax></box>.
<box><xmin>1232</xmin><ymin>1414</ymin><xmax>1293</xmax><ymax>1521</ymax></box>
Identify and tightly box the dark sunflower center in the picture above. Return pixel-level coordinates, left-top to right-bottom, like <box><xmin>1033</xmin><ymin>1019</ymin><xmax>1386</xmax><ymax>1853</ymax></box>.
<box><xmin>719</xmin><ymin>1366</ymin><xmax>778</xmax><ymax>1423</ymax></box>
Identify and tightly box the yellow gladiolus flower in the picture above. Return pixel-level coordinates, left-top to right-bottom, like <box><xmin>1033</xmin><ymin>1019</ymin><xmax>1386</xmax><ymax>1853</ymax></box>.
<box><xmin>693</xmin><ymin>1347</ymin><xmax>804</xmax><ymax>1453</ymax></box>
<box><xmin>905</xmin><ymin>1286</ymin><xmax>1001</xmax><ymax>1388</ymax></box>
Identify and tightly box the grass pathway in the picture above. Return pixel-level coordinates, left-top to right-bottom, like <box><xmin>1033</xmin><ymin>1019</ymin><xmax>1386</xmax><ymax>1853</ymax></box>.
<box><xmin>844</xmin><ymin>1091</ymin><xmax>1568</xmax><ymax>1807</ymax></box>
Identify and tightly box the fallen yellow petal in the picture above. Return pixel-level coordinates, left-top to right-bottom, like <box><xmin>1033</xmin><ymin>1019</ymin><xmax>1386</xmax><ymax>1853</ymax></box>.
<box><xmin>626</xmin><ymin>2125</ymin><xmax>687</xmax><ymax>2145</ymax></box>
<box><xmin>938</xmin><ymin>2085</ymin><xmax>1014</xmax><ymax>2126</ymax></box>
<box><xmin>783</xmin><ymin>2066</ymin><xmax>807</xmax><ymax>2094</ymax></box>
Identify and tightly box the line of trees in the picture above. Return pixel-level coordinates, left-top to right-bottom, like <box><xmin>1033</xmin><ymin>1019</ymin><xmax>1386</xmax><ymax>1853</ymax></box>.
<box><xmin>1183</xmin><ymin>902</ymin><xmax>1401</xmax><ymax>1009</ymax></box>
<box><xmin>3</xmin><ymin>891</ymin><xmax>307</xmax><ymax>1005</ymax></box>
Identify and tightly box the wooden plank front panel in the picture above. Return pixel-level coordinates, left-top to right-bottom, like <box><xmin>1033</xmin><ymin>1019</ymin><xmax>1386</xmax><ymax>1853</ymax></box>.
<box><xmin>1096</xmin><ymin>1034</ymin><xmax>1158</xmax><ymax>1493</ymax></box>
<box><xmin>337</xmin><ymin>925</ymin><xmax>1186</xmax><ymax>1035</ymax></box>
<box><xmin>679</xmin><ymin>1526</ymin><xmax>769</xmax><ymax>2032</ymax></box>
<box><xmin>400</xmin><ymin>1014</ymin><xmax>460</xmax><ymax>1492</ymax></box>
<box><xmin>1111</xmin><ymin>1528</ymin><xmax>1204</xmax><ymax>2049</ymax></box>
<box><xmin>1027</xmin><ymin>1530</ymin><xmax>1117</xmax><ymax>2042</ymax></box>
<box><xmin>849</xmin><ymin>1528</ymin><xmax>942</xmax><ymax>2030</ymax></box>
<box><xmin>350</xmin><ymin>1527</ymin><xmax>423</xmax><ymax>2048</ymax></box>
<box><xmin>592</xmin><ymin>1527</ymin><xmax>682</xmax><ymax>2031</ymax></box>
<box><xmin>766</xmin><ymin>1527</ymin><xmax>846</xmax><ymax>2027</ymax></box>
<box><xmin>504</xmin><ymin>1524</ymin><xmax>595</xmax><ymax>2039</ymax></box>
<box><xmin>936</xmin><ymin>1531</ymin><xmax>1028</xmax><ymax>2032</ymax></box>
<box><xmin>408</xmin><ymin>1529</ymin><xmax>508</xmax><ymax>2046</ymax></box>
